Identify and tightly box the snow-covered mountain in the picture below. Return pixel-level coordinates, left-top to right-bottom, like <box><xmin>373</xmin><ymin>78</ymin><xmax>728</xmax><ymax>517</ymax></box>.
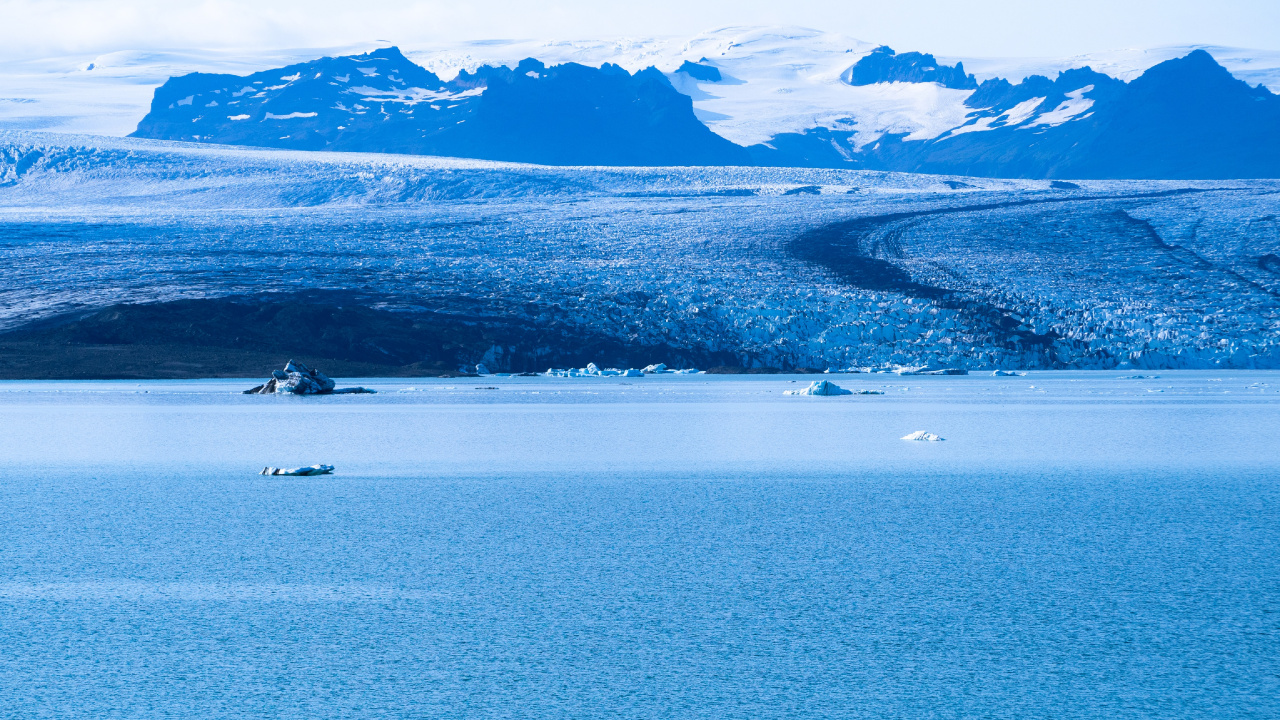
<box><xmin>402</xmin><ymin>27</ymin><xmax>1280</xmax><ymax>152</ymax></box>
<box><xmin>6</xmin><ymin>28</ymin><xmax>1280</xmax><ymax>141</ymax></box>
<box><xmin>7</xmin><ymin>26</ymin><xmax>1280</xmax><ymax>176</ymax></box>
<box><xmin>750</xmin><ymin>48</ymin><xmax>1280</xmax><ymax>178</ymax></box>
<box><xmin>131</xmin><ymin>47</ymin><xmax>746</xmax><ymax>165</ymax></box>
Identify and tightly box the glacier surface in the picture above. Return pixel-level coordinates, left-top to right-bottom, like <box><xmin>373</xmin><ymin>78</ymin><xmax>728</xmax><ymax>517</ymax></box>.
<box><xmin>1</xmin><ymin>130</ymin><xmax>1279</xmax><ymax>372</ymax></box>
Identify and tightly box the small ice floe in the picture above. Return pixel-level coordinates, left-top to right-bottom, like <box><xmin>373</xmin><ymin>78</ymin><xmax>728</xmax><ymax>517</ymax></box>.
<box><xmin>260</xmin><ymin>464</ymin><xmax>334</xmax><ymax>476</ymax></box>
<box><xmin>243</xmin><ymin>361</ymin><xmax>376</xmax><ymax>395</ymax></box>
<box><xmin>991</xmin><ymin>370</ymin><xmax>1027</xmax><ymax>377</ymax></box>
<box><xmin>894</xmin><ymin>366</ymin><xmax>968</xmax><ymax>376</ymax></box>
<box><xmin>854</xmin><ymin>389</ymin><xmax>885</xmax><ymax>395</ymax></box>
<box><xmin>1119</xmin><ymin>375</ymin><xmax>1160</xmax><ymax>380</ymax></box>
<box><xmin>901</xmin><ymin>431</ymin><xmax>945</xmax><ymax>442</ymax></box>
<box><xmin>785</xmin><ymin>380</ymin><xmax>853</xmax><ymax>396</ymax></box>
<box><xmin>642</xmin><ymin>363</ymin><xmax>667</xmax><ymax>373</ymax></box>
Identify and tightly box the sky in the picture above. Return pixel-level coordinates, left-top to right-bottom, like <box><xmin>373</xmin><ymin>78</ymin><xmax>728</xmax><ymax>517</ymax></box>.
<box><xmin>0</xmin><ymin>0</ymin><xmax>1278</xmax><ymax>61</ymax></box>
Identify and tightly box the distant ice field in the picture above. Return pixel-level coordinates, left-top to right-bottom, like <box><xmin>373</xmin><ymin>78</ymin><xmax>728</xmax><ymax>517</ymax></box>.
<box><xmin>1</xmin><ymin>372</ymin><xmax>1278</xmax><ymax>718</ymax></box>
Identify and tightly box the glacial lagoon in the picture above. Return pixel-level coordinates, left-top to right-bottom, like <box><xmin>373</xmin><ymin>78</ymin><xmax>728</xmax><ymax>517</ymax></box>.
<box><xmin>1</xmin><ymin>372</ymin><xmax>1278</xmax><ymax>717</ymax></box>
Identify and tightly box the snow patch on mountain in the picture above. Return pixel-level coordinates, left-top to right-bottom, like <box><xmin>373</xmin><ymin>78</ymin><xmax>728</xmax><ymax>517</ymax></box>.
<box><xmin>1027</xmin><ymin>86</ymin><xmax>1094</xmax><ymax>127</ymax></box>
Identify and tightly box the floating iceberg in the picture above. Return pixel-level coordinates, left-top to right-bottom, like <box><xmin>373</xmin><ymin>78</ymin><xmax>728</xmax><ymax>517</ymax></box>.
<box><xmin>901</xmin><ymin>431</ymin><xmax>945</xmax><ymax>442</ymax></box>
<box><xmin>475</xmin><ymin>363</ymin><xmax>490</xmax><ymax>375</ymax></box>
<box><xmin>896</xmin><ymin>366</ymin><xmax>969</xmax><ymax>376</ymax></box>
<box><xmin>260</xmin><ymin>464</ymin><xmax>334</xmax><ymax>476</ymax></box>
<box><xmin>992</xmin><ymin>370</ymin><xmax>1028</xmax><ymax>377</ymax></box>
<box><xmin>243</xmin><ymin>361</ymin><xmax>376</xmax><ymax>395</ymax></box>
<box><xmin>543</xmin><ymin>362</ymin><xmax>698</xmax><ymax>377</ymax></box>
<box><xmin>785</xmin><ymin>380</ymin><xmax>853</xmax><ymax>396</ymax></box>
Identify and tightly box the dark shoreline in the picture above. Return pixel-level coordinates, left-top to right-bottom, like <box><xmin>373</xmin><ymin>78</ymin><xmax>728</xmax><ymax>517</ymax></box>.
<box><xmin>0</xmin><ymin>341</ymin><xmax>816</xmax><ymax>380</ymax></box>
<box><xmin>0</xmin><ymin>296</ymin><xmax>747</xmax><ymax>380</ymax></box>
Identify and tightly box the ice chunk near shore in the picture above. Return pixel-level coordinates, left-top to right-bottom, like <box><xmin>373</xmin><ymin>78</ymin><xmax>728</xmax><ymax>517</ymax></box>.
<box><xmin>642</xmin><ymin>363</ymin><xmax>667</xmax><ymax>373</ymax></box>
<box><xmin>897</xmin><ymin>366</ymin><xmax>969</xmax><ymax>376</ymax></box>
<box><xmin>260</xmin><ymin>464</ymin><xmax>334</xmax><ymax>476</ymax></box>
<box><xmin>243</xmin><ymin>361</ymin><xmax>376</xmax><ymax>394</ymax></box>
<box><xmin>901</xmin><ymin>431</ymin><xmax>945</xmax><ymax>442</ymax></box>
<box><xmin>785</xmin><ymin>380</ymin><xmax>853</xmax><ymax>396</ymax></box>
<box><xmin>992</xmin><ymin>370</ymin><xmax>1027</xmax><ymax>377</ymax></box>
<box><xmin>475</xmin><ymin>363</ymin><xmax>490</xmax><ymax>375</ymax></box>
<box><xmin>544</xmin><ymin>364</ymin><xmax>670</xmax><ymax>377</ymax></box>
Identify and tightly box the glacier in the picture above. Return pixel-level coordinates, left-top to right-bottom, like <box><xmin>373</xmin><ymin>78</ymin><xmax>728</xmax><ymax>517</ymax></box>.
<box><xmin>1</xmin><ymin>130</ymin><xmax>1278</xmax><ymax>375</ymax></box>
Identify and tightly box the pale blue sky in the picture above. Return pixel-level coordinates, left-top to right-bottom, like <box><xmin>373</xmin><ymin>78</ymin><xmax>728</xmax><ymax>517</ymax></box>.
<box><xmin>1</xmin><ymin>0</ymin><xmax>1277</xmax><ymax>60</ymax></box>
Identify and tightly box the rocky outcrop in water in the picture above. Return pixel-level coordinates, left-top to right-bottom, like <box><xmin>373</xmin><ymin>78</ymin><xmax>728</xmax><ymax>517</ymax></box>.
<box><xmin>244</xmin><ymin>360</ymin><xmax>375</xmax><ymax>395</ymax></box>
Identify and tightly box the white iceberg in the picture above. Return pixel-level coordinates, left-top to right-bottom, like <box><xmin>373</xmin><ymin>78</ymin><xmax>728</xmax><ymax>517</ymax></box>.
<box><xmin>901</xmin><ymin>431</ymin><xmax>945</xmax><ymax>442</ymax></box>
<box><xmin>897</xmin><ymin>366</ymin><xmax>968</xmax><ymax>376</ymax></box>
<box><xmin>785</xmin><ymin>380</ymin><xmax>853</xmax><ymax>396</ymax></box>
<box><xmin>544</xmin><ymin>364</ymin><xmax>663</xmax><ymax>377</ymax></box>
<box><xmin>260</xmin><ymin>464</ymin><xmax>334</xmax><ymax>476</ymax></box>
<box><xmin>991</xmin><ymin>370</ymin><xmax>1027</xmax><ymax>377</ymax></box>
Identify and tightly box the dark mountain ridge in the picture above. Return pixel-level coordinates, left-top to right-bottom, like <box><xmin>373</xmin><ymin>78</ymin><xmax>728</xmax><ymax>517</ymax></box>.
<box><xmin>845</xmin><ymin>45</ymin><xmax>978</xmax><ymax>90</ymax></box>
<box><xmin>131</xmin><ymin>47</ymin><xmax>749</xmax><ymax>166</ymax></box>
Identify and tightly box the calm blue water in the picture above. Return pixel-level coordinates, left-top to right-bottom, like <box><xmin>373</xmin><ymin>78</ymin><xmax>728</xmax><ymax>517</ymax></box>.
<box><xmin>1</xmin><ymin>373</ymin><xmax>1278</xmax><ymax>718</ymax></box>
